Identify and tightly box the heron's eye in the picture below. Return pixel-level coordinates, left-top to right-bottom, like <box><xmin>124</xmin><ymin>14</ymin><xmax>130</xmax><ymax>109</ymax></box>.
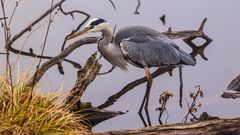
<box><xmin>85</xmin><ymin>25</ymin><xmax>94</xmax><ymax>30</ymax></box>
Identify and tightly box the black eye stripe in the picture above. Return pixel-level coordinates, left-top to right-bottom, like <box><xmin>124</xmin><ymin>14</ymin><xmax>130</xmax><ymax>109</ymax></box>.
<box><xmin>90</xmin><ymin>18</ymin><xmax>106</xmax><ymax>26</ymax></box>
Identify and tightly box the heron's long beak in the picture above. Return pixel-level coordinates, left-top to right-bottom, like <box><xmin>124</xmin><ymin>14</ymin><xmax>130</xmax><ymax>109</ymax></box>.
<box><xmin>66</xmin><ymin>27</ymin><xmax>90</xmax><ymax>41</ymax></box>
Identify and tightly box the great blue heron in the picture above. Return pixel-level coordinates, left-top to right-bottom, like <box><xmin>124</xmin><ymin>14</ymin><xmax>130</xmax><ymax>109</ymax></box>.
<box><xmin>67</xmin><ymin>18</ymin><xmax>196</xmax><ymax>114</ymax></box>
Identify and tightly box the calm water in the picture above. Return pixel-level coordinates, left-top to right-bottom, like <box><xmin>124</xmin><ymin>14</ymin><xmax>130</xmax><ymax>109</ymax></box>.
<box><xmin>1</xmin><ymin>0</ymin><xmax>240</xmax><ymax>132</ymax></box>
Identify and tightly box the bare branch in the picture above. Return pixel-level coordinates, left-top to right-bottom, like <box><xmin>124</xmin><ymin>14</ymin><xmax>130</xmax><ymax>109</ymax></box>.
<box><xmin>59</xmin><ymin>5</ymin><xmax>90</xmax><ymax>51</ymax></box>
<box><xmin>97</xmin><ymin>67</ymin><xmax>174</xmax><ymax>109</ymax></box>
<box><xmin>163</xmin><ymin>18</ymin><xmax>212</xmax><ymax>60</ymax></box>
<box><xmin>0</xmin><ymin>17</ymin><xmax>7</xmax><ymax>20</ymax></box>
<box><xmin>8</xmin><ymin>0</ymin><xmax>66</xmax><ymax>46</ymax></box>
<box><xmin>26</xmin><ymin>37</ymin><xmax>98</xmax><ymax>87</ymax></box>
<box><xmin>29</xmin><ymin>0</ymin><xmax>55</xmax><ymax>97</ymax></box>
<box><xmin>163</xmin><ymin>18</ymin><xmax>208</xmax><ymax>39</ymax></box>
<box><xmin>107</xmin><ymin>0</ymin><xmax>116</xmax><ymax>10</ymax></box>
<box><xmin>134</xmin><ymin>0</ymin><xmax>141</xmax><ymax>14</ymax></box>
<box><xmin>8</xmin><ymin>0</ymin><xmax>21</xmax><ymax>26</ymax></box>
<box><xmin>1</xmin><ymin>0</ymin><xmax>13</xmax><ymax>89</ymax></box>
<box><xmin>8</xmin><ymin>45</ymin><xmax>82</xmax><ymax>69</ymax></box>
<box><xmin>98</xmin><ymin>66</ymin><xmax>115</xmax><ymax>75</ymax></box>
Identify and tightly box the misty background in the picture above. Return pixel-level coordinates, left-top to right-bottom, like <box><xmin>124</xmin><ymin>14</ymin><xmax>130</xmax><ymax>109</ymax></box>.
<box><xmin>0</xmin><ymin>0</ymin><xmax>240</xmax><ymax>132</ymax></box>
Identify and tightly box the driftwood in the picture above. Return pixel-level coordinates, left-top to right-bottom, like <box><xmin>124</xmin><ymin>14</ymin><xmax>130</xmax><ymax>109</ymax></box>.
<box><xmin>95</xmin><ymin>117</ymin><xmax>240</xmax><ymax>135</ymax></box>
<box><xmin>76</xmin><ymin>103</ymin><xmax>124</xmax><ymax>127</ymax></box>
<box><xmin>221</xmin><ymin>74</ymin><xmax>240</xmax><ymax>99</ymax></box>
<box><xmin>221</xmin><ymin>92</ymin><xmax>240</xmax><ymax>99</ymax></box>
<box><xmin>63</xmin><ymin>53</ymin><xmax>124</xmax><ymax>126</ymax></box>
<box><xmin>64</xmin><ymin>53</ymin><xmax>101</xmax><ymax>112</ymax></box>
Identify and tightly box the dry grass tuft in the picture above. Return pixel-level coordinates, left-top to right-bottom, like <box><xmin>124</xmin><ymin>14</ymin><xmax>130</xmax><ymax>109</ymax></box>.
<box><xmin>0</xmin><ymin>72</ymin><xmax>90</xmax><ymax>135</ymax></box>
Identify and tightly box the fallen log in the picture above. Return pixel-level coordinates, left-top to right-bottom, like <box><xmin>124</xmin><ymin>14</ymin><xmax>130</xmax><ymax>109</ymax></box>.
<box><xmin>94</xmin><ymin>117</ymin><xmax>240</xmax><ymax>135</ymax></box>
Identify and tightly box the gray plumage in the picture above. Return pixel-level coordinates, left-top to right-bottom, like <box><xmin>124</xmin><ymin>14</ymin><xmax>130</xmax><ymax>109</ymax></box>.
<box><xmin>68</xmin><ymin>18</ymin><xmax>196</xmax><ymax>70</ymax></box>
<box><xmin>113</xmin><ymin>26</ymin><xmax>196</xmax><ymax>69</ymax></box>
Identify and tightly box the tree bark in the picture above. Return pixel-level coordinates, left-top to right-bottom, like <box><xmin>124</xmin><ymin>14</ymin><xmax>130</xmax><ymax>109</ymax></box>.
<box><xmin>64</xmin><ymin>52</ymin><xmax>101</xmax><ymax>112</ymax></box>
<box><xmin>94</xmin><ymin>118</ymin><xmax>240</xmax><ymax>135</ymax></box>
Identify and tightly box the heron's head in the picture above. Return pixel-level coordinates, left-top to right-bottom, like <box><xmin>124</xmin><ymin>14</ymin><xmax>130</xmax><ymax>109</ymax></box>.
<box><xmin>67</xmin><ymin>18</ymin><xmax>109</xmax><ymax>40</ymax></box>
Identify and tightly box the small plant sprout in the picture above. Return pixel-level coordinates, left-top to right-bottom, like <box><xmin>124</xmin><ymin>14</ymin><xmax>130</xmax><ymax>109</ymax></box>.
<box><xmin>155</xmin><ymin>91</ymin><xmax>173</xmax><ymax>125</ymax></box>
<box><xmin>183</xmin><ymin>85</ymin><xmax>204</xmax><ymax>123</ymax></box>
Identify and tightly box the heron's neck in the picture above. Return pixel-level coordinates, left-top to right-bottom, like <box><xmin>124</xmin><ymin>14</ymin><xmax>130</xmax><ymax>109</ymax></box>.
<box><xmin>98</xmin><ymin>25</ymin><xmax>113</xmax><ymax>48</ymax></box>
<box><xmin>97</xmin><ymin>24</ymin><xmax>128</xmax><ymax>70</ymax></box>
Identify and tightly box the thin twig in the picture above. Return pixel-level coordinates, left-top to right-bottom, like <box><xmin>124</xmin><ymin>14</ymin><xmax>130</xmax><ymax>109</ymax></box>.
<box><xmin>8</xmin><ymin>0</ymin><xmax>66</xmax><ymax>46</ymax></box>
<box><xmin>9</xmin><ymin>46</ymin><xmax>82</xmax><ymax>69</ymax></box>
<box><xmin>8</xmin><ymin>0</ymin><xmax>21</xmax><ymax>26</ymax></box>
<box><xmin>0</xmin><ymin>17</ymin><xmax>7</xmax><ymax>20</ymax></box>
<box><xmin>134</xmin><ymin>0</ymin><xmax>141</xmax><ymax>14</ymax></box>
<box><xmin>179</xmin><ymin>66</ymin><xmax>183</xmax><ymax>108</ymax></box>
<box><xmin>59</xmin><ymin>5</ymin><xmax>90</xmax><ymax>51</ymax></box>
<box><xmin>1</xmin><ymin>0</ymin><xmax>9</xmax><ymax>79</ymax></box>
<box><xmin>107</xmin><ymin>0</ymin><xmax>116</xmax><ymax>10</ymax></box>
<box><xmin>30</xmin><ymin>0</ymin><xmax>54</xmax><ymax>100</ymax></box>
<box><xmin>98</xmin><ymin>66</ymin><xmax>115</xmax><ymax>75</ymax></box>
<box><xmin>8</xmin><ymin>21</ymin><xmax>81</xmax><ymax>69</ymax></box>
<box><xmin>97</xmin><ymin>67</ymin><xmax>174</xmax><ymax>109</ymax></box>
<box><xmin>1</xmin><ymin>0</ymin><xmax>14</xmax><ymax>111</ymax></box>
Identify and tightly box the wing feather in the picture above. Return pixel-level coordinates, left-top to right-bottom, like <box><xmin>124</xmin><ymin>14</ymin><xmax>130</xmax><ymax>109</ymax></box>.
<box><xmin>120</xmin><ymin>38</ymin><xmax>181</xmax><ymax>67</ymax></box>
<box><xmin>114</xmin><ymin>25</ymin><xmax>196</xmax><ymax>67</ymax></box>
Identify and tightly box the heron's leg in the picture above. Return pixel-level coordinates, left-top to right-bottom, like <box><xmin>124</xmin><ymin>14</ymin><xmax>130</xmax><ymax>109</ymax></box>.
<box><xmin>144</xmin><ymin>67</ymin><xmax>153</xmax><ymax>109</ymax></box>
<box><xmin>138</xmin><ymin>88</ymin><xmax>148</xmax><ymax>114</ymax></box>
<box><xmin>138</xmin><ymin>112</ymin><xmax>148</xmax><ymax>127</ymax></box>
<box><xmin>144</xmin><ymin>67</ymin><xmax>153</xmax><ymax>126</ymax></box>
<box><xmin>138</xmin><ymin>67</ymin><xmax>152</xmax><ymax>114</ymax></box>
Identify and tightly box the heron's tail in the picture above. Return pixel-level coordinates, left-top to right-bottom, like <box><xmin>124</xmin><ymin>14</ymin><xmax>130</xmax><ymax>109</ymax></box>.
<box><xmin>179</xmin><ymin>49</ymin><xmax>196</xmax><ymax>66</ymax></box>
